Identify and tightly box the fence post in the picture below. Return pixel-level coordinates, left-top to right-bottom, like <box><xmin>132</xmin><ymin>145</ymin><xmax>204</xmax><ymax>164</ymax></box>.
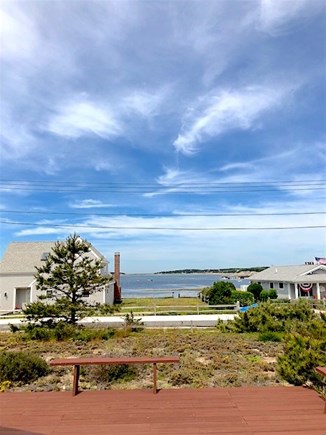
<box><xmin>236</xmin><ymin>301</ymin><xmax>240</xmax><ymax>311</ymax></box>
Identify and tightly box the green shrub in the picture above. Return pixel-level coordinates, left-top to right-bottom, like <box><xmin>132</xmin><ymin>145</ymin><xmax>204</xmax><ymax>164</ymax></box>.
<box><xmin>277</xmin><ymin>315</ymin><xmax>326</xmax><ymax>388</ymax></box>
<box><xmin>259</xmin><ymin>331</ymin><xmax>282</xmax><ymax>342</ymax></box>
<box><xmin>0</xmin><ymin>351</ymin><xmax>49</xmax><ymax>383</ymax></box>
<box><xmin>260</xmin><ymin>290</ymin><xmax>278</xmax><ymax>301</ymax></box>
<box><xmin>124</xmin><ymin>311</ymin><xmax>144</xmax><ymax>332</ymax></box>
<box><xmin>207</xmin><ymin>281</ymin><xmax>236</xmax><ymax>305</ymax></box>
<box><xmin>23</xmin><ymin>324</ymin><xmax>52</xmax><ymax>341</ymax></box>
<box><xmin>90</xmin><ymin>364</ymin><xmax>137</xmax><ymax>384</ymax></box>
<box><xmin>247</xmin><ymin>283</ymin><xmax>263</xmax><ymax>301</ymax></box>
<box><xmin>230</xmin><ymin>290</ymin><xmax>254</xmax><ymax>307</ymax></box>
<box><xmin>268</xmin><ymin>289</ymin><xmax>278</xmax><ymax>299</ymax></box>
<box><xmin>233</xmin><ymin>300</ymin><xmax>316</xmax><ymax>333</ymax></box>
<box><xmin>19</xmin><ymin>322</ymin><xmax>116</xmax><ymax>342</ymax></box>
<box><xmin>73</xmin><ymin>327</ymin><xmax>115</xmax><ymax>342</ymax></box>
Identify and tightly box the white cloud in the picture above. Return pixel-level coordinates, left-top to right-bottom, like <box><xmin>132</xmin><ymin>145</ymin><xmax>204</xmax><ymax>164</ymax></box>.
<box><xmin>173</xmin><ymin>85</ymin><xmax>296</xmax><ymax>154</ymax></box>
<box><xmin>257</xmin><ymin>0</ymin><xmax>324</xmax><ymax>35</ymax></box>
<box><xmin>69</xmin><ymin>199</ymin><xmax>116</xmax><ymax>209</ymax></box>
<box><xmin>123</xmin><ymin>88</ymin><xmax>168</xmax><ymax>117</ymax></box>
<box><xmin>47</xmin><ymin>100</ymin><xmax>121</xmax><ymax>139</ymax></box>
<box><xmin>0</xmin><ymin>6</ymin><xmax>38</xmax><ymax>60</ymax></box>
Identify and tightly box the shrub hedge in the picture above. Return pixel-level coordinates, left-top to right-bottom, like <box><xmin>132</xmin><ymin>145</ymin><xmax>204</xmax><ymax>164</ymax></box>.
<box><xmin>0</xmin><ymin>351</ymin><xmax>49</xmax><ymax>384</ymax></box>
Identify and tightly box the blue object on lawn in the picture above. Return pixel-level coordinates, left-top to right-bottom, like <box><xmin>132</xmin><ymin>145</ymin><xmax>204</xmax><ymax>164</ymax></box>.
<box><xmin>239</xmin><ymin>303</ymin><xmax>258</xmax><ymax>312</ymax></box>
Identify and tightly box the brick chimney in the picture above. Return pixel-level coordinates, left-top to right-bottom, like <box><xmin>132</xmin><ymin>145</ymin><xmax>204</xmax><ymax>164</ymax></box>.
<box><xmin>113</xmin><ymin>252</ymin><xmax>122</xmax><ymax>303</ymax></box>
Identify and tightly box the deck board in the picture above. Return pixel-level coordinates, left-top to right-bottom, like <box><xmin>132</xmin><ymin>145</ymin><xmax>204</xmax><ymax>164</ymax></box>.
<box><xmin>1</xmin><ymin>387</ymin><xmax>325</xmax><ymax>434</ymax></box>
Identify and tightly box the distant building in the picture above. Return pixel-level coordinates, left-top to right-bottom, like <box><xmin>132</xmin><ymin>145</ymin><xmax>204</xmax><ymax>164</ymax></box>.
<box><xmin>250</xmin><ymin>264</ymin><xmax>326</xmax><ymax>300</ymax></box>
<box><xmin>0</xmin><ymin>241</ymin><xmax>118</xmax><ymax>312</ymax></box>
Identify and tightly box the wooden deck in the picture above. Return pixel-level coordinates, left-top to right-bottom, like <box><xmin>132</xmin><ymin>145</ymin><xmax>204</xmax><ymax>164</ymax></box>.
<box><xmin>1</xmin><ymin>387</ymin><xmax>325</xmax><ymax>434</ymax></box>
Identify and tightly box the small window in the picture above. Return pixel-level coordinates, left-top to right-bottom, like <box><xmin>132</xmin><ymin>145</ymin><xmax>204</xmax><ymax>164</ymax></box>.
<box><xmin>41</xmin><ymin>252</ymin><xmax>50</xmax><ymax>261</ymax></box>
<box><xmin>279</xmin><ymin>282</ymin><xmax>284</xmax><ymax>289</ymax></box>
<box><xmin>270</xmin><ymin>283</ymin><xmax>274</xmax><ymax>289</ymax></box>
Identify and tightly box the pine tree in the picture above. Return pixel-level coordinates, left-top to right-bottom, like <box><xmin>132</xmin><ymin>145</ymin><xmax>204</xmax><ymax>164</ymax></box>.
<box><xmin>25</xmin><ymin>234</ymin><xmax>112</xmax><ymax>324</ymax></box>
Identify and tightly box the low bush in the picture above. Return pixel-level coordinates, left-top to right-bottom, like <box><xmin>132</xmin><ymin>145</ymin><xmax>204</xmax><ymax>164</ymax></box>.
<box><xmin>277</xmin><ymin>315</ymin><xmax>326</xmax><ymax>388</ymax></box>
<box><xmin>233</xmin><ymin>300</ymin><xmax>316</xmax><ymax>333</ymax></box>
<box><xmin>90</xmin><ymin>364</ymin><xmax>138</xmax><ymax>384</ymax></box>
<box><xmin>124</xmin><ymin>312</ymin><xmax>144</xmax><ymax>332</ymax></box>
<box><xmin>247</xmin><ymin>283</ymin><xmax>263</xmax><ymax>301</ymax></box>
<box><xmin>0</xmin><ymin>351</ymin><xmax>49</xmax><ymax>384</ymax></box>
<box><xmin>231</xmin><ymin>290</ymin><xmax>254</xmax><ymax>307</ymax></box>
<box><xmin>260</xmin><ymin>290</ymin><xmax>278</xmax><ymax>301</ymax></box>
<box><xmin>258</xmin><ymin>331</ymin><xmax>283</xmax><ymax>342</ymax></box>
<box><xmin>207</xmin><ymin>281</ymin><xmax>236</xmax><ymax>305</ymax></box>
<box><xmin>17</xmin><ymin>322</ymin><xmax>116</xmax><ymax>342</ymax></box>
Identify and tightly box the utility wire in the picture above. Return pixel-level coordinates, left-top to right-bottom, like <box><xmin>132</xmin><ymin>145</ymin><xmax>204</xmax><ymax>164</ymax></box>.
<box><xmin>1</xmin><ymin>179</ymin><xmax>325</xmax><ymax>185</ymax></box>
<box><xmin>0</xmin><ymin>210</ymin><xmax>325</xmax><ymax>217</ymax></box>
<box><xmin>1</xmin><ymin>220</ymin><xmax>325</xmax><ymax>231</ymax></box>
<box><xmin>0</xmin><ymin>186</ymin><xmax>325</xmax><ymax>194</ymax></box>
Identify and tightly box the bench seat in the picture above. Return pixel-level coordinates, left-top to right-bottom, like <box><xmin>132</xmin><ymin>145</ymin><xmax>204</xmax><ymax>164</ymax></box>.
<box><xmin>50</xmin><ymin>356</ymin><xmax>180</xmax><ymax>396</ymax></box>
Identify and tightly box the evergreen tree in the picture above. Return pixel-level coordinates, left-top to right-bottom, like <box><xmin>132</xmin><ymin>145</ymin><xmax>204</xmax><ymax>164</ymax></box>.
<box><xmin>247</xmin><ymin>282</ymin><xmax>263</xmax><ymax>301</ymax></box>
<box><xmin>208</xmin><ymin>281</ymin><xmax>236</xmax><ymax>305</ymax></box>
<box><xmin>24</xmin><ymin>234</ymin><xmax>111</xmax><ymax>324</ymax></box>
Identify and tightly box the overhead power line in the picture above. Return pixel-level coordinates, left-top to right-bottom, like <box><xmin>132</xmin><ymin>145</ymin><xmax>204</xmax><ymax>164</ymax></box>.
<box><xmin>0</xmin><ymin>179</ymin><xmax>325</xmax><ymax>194</ymax></box>
<box><xmin>0</xmin><ymin>220</ymin><xmax>325</xmax><ymax>231</ymax></box>
<box><xmin>0</xmin><ymin>210</ymin><xmax>325</xmax><ymax>218</ymax></box>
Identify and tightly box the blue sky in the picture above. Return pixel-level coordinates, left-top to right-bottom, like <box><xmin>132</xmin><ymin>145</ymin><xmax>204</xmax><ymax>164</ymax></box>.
<box><xmin>0</xmin><ymin>0</ymin><xmax>325</xmax><ymax>273</ymax></box>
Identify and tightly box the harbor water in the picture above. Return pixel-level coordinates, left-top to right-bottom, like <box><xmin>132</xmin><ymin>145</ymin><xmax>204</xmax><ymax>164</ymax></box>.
<box><xmin>120</xmin><ymin>273</ymin><xmax>249</xmax><ymax>298</ymax></box>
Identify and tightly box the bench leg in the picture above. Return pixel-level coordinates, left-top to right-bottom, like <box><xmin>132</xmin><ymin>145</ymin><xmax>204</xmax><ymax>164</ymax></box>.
<box><xmin>73</xmin><ymin>364</ymin><xmax>80</xmax><ymax>396</ymax></box>
<box><xmin>153</xmin><ymin>363</ymin><xmax>157</xmax><ymax>394</ymax></box>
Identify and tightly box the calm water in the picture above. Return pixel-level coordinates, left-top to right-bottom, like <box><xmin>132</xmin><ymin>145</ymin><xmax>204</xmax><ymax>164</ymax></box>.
<box><xmin>120</xmin><ymin>273</ymin><xmax>249</xmax><ymax>298</ymax></box>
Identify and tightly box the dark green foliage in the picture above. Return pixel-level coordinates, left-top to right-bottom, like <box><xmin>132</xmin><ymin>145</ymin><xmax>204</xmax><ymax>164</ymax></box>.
<box><xmin>0</xmin><ymin>351</ymin><xmax>49</xmax><ymax>383</ymax></box>
<box><xmin>16</xmin><ymin>321</ymin><xmax>116</xmax><ymax>342</ymax></box>
<box><xmin>124</xmin><ymin>311</ymin><xmax>144</xmax><ymax>332</ymax></box>
<box><xmin>258</xmin><ymin>331</ymin><xmax>282</xmax><ymax>342</ymax></box>
<box><xmin>233</xmin><ymin>300</ymin><xmax>317</xmax><ymax>333</ymax></box>
<box><xmin>208</xmin><ymin>281</ymin><xmax>236</xmax><ymax>305</ymax></box>
<box><xmin>24</xmin><ymin>233</ymin><xmax>112</xmax><ymax>325</ymax></box>
<box><xmin>247</xmin><ymin>282</ymin><xmax>263</xmax><ymax>301</ymax></box>
<box><xmin>231</xmin><ymin>290</ymin><xmax>254</xmax><ymax>307</ymax></box>
<box><xmin>260</xmin><ymin>289</ymin><xmax>278</xmax><ymax>301</ymax></box>
<box><xmin>277</xmin><ymin>315</ymin><xmax>326</xmax><ymax>387</ymax></box>
<box><xmin>90</xmin><ymin>364</ymin><xmax>137</xmax><ymax>384</ymax></box>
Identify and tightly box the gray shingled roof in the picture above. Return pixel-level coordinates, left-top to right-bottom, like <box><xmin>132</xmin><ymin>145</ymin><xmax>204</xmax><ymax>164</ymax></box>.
<box><xmin>250</xmin><ymin>265</ymin><xmax>326</xmax><ymax>283</ymax></box>
<box><xmin>0</xmin><ymin>241</ymin><xmax>108</xmax><ymax>274</ymax></box>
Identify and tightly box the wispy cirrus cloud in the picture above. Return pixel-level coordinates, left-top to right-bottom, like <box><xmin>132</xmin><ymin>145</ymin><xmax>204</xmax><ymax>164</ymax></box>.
<box><xmin>257</xmin><ymin>0</ymin><xmax>325</xmax><ymax>36</ymax></box>
<box><xmin>69</xmin><ymin>199</ymin><xmax>116</xmax><ymax>209</ymax></box>
<box><xmin>47</xmin><ymin>100</ymin><xmax>121</xmax><ymax>139</ymax></box>
<box><xmin>173</xmin><ymin>84</ymin><xmax>297</xmax><ymax>154</ymax></box>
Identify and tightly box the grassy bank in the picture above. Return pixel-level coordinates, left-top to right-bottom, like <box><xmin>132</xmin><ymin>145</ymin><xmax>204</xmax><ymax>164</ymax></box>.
<box><xmin>0</xmin><ymin>328</ymin><xmax>283</xmax><ymax>392</ymax></box>
<box><xmin>121</xmin><ymin>297</ymin><xmax>207</xmax><ymax>307</ymax></box>
<box><xmin>119</xmin><ymin>297</ymin><xmax>236</xmax><ymax>315</ymax></box>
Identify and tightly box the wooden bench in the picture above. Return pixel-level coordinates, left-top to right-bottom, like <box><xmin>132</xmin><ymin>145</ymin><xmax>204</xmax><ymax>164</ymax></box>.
<box><xmin>315</xmin><ymin>367</ymin><xmax>326</xmax><ymax>413</ymax></box>
<box><xmin>50</xmin><ymin>356</ymin><xmax>180</xmax><ymax>396</ymax></box>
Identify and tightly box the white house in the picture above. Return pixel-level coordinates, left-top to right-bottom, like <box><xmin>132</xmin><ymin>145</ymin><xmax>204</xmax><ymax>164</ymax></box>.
<box><xmin>250</xmin><ymin>264</ymin><xmax>326</xmax><ymax>300</ymax></box>
<box><xmin>0</xmin><ymin>241</ymin><xmax>116</xmax><ymax>312</ymax></box>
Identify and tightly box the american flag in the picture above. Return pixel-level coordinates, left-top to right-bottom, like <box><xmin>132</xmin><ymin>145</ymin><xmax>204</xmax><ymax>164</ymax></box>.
<box><xmin>315</xmin><ymin>257</ymin><xmax>326</xmax><ymax>265</ymax></box>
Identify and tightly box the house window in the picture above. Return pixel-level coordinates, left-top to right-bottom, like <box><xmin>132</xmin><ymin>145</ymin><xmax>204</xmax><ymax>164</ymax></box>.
<box><xmin>270</xmin><ymin>283</ymin><xmax>274</xmax><ymax>289</ymax></box>
<box><xmin>279</xmin><ymin>282</ymin><xmax>284</xmax><ymax>289</ymax></box>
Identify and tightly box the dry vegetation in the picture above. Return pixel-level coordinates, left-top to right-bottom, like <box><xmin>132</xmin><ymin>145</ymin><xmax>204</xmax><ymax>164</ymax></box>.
<box><xmin>0</xmin><ymin>328</ymin><xmax>285</xmax><ymax>393</ymax></box>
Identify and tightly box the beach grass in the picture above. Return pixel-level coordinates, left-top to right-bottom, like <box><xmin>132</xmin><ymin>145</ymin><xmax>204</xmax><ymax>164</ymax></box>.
<box><xmin>121</xmin><ymin>297</ymin><xmax>207</xmax><ymax>307</ymax></box>
<box><xmin>0</xmin><ymin>328</ymin><xmax>283</xmax><ymax>391</ymax></box>
<box><xmin>118</xmin><ymin>297</ymin><xmax>218</xmax><ymax>315</ymax></box>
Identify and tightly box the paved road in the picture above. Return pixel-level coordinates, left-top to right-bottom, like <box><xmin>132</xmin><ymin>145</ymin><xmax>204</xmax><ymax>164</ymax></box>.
<box><xmin>0</xmin><ymin>314</ymin><xmax>237</xmax><ymax>330</ymax></box>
